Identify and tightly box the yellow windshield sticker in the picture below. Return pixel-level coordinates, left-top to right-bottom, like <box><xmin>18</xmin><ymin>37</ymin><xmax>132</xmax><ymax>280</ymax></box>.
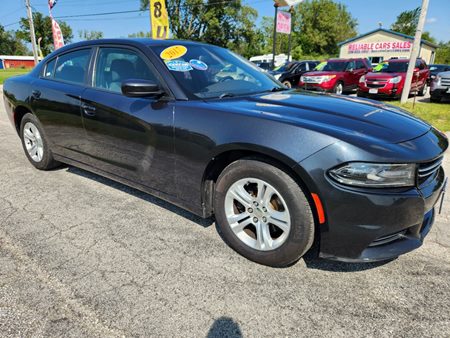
<box><xmin>160</xmin><ymin>45</ymin><xmax>187</xmax><ymax>60</ymax></box>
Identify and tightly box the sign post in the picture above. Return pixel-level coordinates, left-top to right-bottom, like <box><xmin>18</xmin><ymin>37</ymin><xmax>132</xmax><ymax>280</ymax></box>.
<box><xmin>271</xmin><ymin>2</ymin><xmax>279</xmax><ymax>69</ymax></box>
<box><xmin>150</xmin><ymin>0</ymin><xmax>169</xmax><ymax>39</ymax></box>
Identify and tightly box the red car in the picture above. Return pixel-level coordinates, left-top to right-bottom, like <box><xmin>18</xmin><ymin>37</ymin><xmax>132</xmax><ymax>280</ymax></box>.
<box><xmin>299</xmin><ymin>58</ymin><xmax>371</xmax><ymax>94</ymax></box>
<box><xmin>358</xmin><ymin>59</ymin><xmax>429</xmax><ymax>99</ymax></box>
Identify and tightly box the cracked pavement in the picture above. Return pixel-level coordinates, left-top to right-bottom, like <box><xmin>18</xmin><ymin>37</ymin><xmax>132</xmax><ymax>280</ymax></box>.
<box><xmin>1</xmin><ymin>87</ymin><xmax>449</xmax><ymax>337</ymax></box>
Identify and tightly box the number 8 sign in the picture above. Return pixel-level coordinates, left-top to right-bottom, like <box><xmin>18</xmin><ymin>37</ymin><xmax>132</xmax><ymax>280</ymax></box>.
<box><xmin>150</xmin><ymin>0</ymin><xmax>169</xmax><ymax>39</ymax></box>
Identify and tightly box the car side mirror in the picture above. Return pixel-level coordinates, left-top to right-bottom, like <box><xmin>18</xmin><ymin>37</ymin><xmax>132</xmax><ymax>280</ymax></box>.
<box><xmin>121</xmin><ymin>79</ymin><xmax>164</xmax><ymax>98</ymax></box>
<box><xmin>414</xmin><ymin>67</ymin><xmax>420</xmax><ymax>73</ymax></box>
<box><xmin>347</xmin><ymin>68</ymin><xmax>354</xmax><ymax>72</ymax></box>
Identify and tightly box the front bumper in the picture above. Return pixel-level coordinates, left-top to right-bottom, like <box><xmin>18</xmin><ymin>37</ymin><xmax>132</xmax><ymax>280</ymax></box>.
<box><xmin>299</xmin><ymin>82</ymin><xmax>335</xmax><ymax>93</ymax></box>
<box><xmin>430</xmin><ymin>88</ymin><xmax>450</xmax><ymax>99</ymax></box>
<box><xmin>297</xmin><ymin>130</ymin><xmax>448</xmax><ymax>263</ymax></box>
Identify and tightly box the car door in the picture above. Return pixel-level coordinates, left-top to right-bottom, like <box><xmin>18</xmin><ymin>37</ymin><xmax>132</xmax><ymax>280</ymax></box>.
<box><xmin>30</xmin><ymin>48</ymin><xmax>93</xmax><ymax>161</ymax></box>
<box><xmin>79</xmin><ymin>46</ymin><xmax>176</xmax><ymax>195</ymax></box>
<box><xmin>351</xmin><ymin>60</ymin><xmax>367</xmax><ymax>89</ymax></box>
<box><xmin>291</xmin><ymin>62</ymin><xmax>308</xmax><ymax>86</ymax></box>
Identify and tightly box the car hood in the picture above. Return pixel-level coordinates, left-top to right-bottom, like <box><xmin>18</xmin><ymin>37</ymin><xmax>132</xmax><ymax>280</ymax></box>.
<box><xmin>207</xmin><ymin>91</ymin><xmax>431</xmax><ymax>144</ymax></box>
<box><xmin>303</xmin><ymin>71</ymin><xmax>344</xmax><ymax>77</ymax></box>
<box><xmin>366</xmin><ymin>72</ymin><xmax>406</xmax><ymax>79</ymax></box>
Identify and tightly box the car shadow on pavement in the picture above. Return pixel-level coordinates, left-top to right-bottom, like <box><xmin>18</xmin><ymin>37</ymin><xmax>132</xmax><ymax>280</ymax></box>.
<box><xmin>302</xmin><ymin>249</ymin><xmax>396</xmax><ymax>272</ymax></box>
<box><xmin>206</xmin><ymin>317</ymin><xmax>243</xmax><ymax>338</ymax></box>
<box><xmin>66</xmin><ymin>166</ymin><xmax>214</xmax><ymax>228</ymax></box>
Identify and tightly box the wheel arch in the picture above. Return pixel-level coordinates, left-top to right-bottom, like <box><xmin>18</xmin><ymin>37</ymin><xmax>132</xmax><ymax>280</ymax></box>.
<box><xmin>200</xmin><ymin>144</ymin><xmax>315</xmax><ymax>218</ymax></box>
<box><xmin>13</xmin><ymin>105</ymin><xmax>34</xmax><ymax>134</ymax></box>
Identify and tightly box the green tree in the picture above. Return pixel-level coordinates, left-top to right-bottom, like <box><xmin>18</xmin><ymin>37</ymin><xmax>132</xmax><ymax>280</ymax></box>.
<box><xmin>0</xmin><ymin>25</ymin><xmax>29</xmax><ymax>55</ymax></box>
<box><xmin>391</xmin><ymin>7</ymin><xmax>420</xmax><ymax>36</ymax></box>
<box><xmin>128</xmin><ymin>31</ymin><xmax>151</xmax><ymax>38</ymax></box>
<box><xmin>140</xmin><ymin>0</ymin><xmax>260</xmax><ymax>51</ymax></box>
<box><xmin>391</xmin><ymin>7</ymin><xmax>435</xmax><ymax>42</ymax></box>
<box><xmin>294</xmin><ymin>0</ymin><xmax>357</xmax><ymax>56</ymax></box>
<box><xmin>435</xmin><ymin>41</ymin><xmax>450</xmax><ymax>64</ymax></box>
<box><xmin>78</xmin><ymin>30</ymin><xmax>103</xmax><ymax>41</ymax></box>
<box><xmin>17</xmin><ymin>12</ymin><xmax>73</xmax><ymax>56</ymax></box>
<box><xmin>260</xmin><ymin>15</ymin><xmax>290</xmax><ymax>55</ymax></box>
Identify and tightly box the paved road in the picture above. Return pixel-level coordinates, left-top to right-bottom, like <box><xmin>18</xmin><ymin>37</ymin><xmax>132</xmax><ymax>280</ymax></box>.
<box><xmin>1</xmin><ymin>87</ymin><xmax>449</xmax><ymax>337</ymax></box>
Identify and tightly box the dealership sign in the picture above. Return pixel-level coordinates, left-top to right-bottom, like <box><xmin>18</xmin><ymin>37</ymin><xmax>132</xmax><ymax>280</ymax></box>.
<box><xmin>348</xmin><ymin>41</ymin><xmax>412</xmax><ymax>54</ymax></box>
<box><xmin>276</xmin><ymin>11</ymin><xmax>291</xmax><ymax>34</ymax></box>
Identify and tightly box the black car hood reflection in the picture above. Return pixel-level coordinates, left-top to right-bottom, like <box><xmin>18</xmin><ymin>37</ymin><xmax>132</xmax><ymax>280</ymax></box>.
<box><xmin>206</xmin><ymin>90</ymin><xmax>431</xmax><ymax>144</ymax></box>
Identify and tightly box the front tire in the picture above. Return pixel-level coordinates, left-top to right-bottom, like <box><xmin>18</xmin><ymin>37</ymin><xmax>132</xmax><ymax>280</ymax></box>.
<box><xmin>20</xmin><ymin>113</ymin><xmax>60</xmax><ymax>170</ymax></box>
<box><xmin>282</xmin><ymin>81</ymin><xmax>292</xmax><ymax>88</ymax></box>
<box><xmin>333</xmin><ymin>81</ymin><xmax>344</xmax><ymax>95</ymax></box>
<box><xmin>214</xmin><ymin>159</ymin><xmax>315</xmax><ymax>267</ymax></box>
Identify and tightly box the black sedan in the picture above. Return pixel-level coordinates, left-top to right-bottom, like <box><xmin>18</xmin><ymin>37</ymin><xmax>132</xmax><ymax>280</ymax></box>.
<box><xmin>271</xmin><ymin>60</ymin><xmax>319</xmax><ymax>88</ymax></box>
<box><xmin>3</xmin><ymin>39</ymin><xmax>448</xmax><ymax>267</ymax></box>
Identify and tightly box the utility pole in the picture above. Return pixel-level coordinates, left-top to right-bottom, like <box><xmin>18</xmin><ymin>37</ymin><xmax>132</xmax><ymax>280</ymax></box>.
<box><xmin>25</xmin><ymin>0</ymin><xmax>39</xmax><ymax>66</ymax></box>
<box><xmin>272</xmin><ymin>2</ymin><xmax>279</xmax><ymax>69</ymax></box>
<box><xmin>400</xmin><ymin>0</ymin><xmax>429</xmax><ymax>104</ymax></box>
<box><xmin>287</xmin><ymin>6</ymin><xmax>294</xmax><ymax>62</ymax></box>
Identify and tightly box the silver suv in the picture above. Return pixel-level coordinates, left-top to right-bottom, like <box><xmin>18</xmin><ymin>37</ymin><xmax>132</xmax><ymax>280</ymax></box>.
<box><xmin>431</xmin><ymin>70</ymin><xmax>450</xmax><ymax>102</ymax></box>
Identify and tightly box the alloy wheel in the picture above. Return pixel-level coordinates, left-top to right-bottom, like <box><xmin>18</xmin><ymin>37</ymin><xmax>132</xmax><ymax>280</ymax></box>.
<box><xmin>23</xmin><ymin>122</ymin><xmax>44</xmax><ymax>162</ymax></box>
<box><xmin>224</xmin><ymin>178</ymin><xmax>291</xmax><ymax>251</ymax></box>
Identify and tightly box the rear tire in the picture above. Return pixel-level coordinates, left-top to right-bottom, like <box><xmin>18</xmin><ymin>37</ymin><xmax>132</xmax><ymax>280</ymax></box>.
<box><xmin>418</xmin><ymin>82</ymin><xmax>428</xmax><ymax>96</ymax></box>
<box><xmin>214</xmin><ymin>159</ymin><xmax>315</xmax><ymax>267</ymax></box>
<box><xmin>20</xmin><ymin>113</ymin><xmax>60</xmax><ymax>170</ymax></box>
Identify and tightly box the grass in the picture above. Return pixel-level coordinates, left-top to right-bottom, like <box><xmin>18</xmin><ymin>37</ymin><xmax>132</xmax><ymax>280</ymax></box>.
<box><xmin>0</xmin><ymin>68</ymin><xmax>31</xmax><ymax>84</ymax></box>
<box><xmin>385</xmin><ymin>101</ymin><xmax>450</xmax><ymax>132</ymax></box>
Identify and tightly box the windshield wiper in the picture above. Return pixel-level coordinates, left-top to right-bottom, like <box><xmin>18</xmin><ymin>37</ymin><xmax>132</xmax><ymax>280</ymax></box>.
<box><xmin>271</xmin><ymin>87</ymin><xmax>288</xmax><ymax>92</ymax></box>
<box><xmin>219</xmin><ymin>93</ymin><xmax>235</xmax><ymax>99</ymax></box>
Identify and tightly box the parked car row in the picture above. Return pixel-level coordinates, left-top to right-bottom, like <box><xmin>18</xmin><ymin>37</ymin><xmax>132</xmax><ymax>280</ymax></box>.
<box><xmin>266</xmin><ymin>57</ymin><xmax>450</xmax><ymax>103</ymax></box>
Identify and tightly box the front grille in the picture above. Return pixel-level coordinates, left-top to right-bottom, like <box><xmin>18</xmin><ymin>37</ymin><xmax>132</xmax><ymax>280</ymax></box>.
<box><xmin>366</xmin><ymin>79</ymin><xmax>387</xmax><ymax>88</ymax></box>
<box><xmin>441</xmin><ymin>78</ymin><xmax>450</xmax><ymax>86</ymax></box>
<box><xmin>367</xmin><ymin>83</ymin><xmax>386</xmax><ymax>88</ymax></box>
<box><xmin>418</xmin><ymin>156</ymin><xmax>444</xmax><ymax>185</ymax></box>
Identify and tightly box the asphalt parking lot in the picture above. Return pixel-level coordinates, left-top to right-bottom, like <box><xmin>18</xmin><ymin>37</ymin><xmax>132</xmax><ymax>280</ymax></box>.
<box><xmin>1</xmin><ymin>87</ymin><xmax>449</xmax><ymax>337</ymax></box>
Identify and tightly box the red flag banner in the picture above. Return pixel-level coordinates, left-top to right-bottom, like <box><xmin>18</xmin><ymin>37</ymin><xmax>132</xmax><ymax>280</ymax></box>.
<box><xmin>51</xmin><ymin>17</ymin><xmax>65</xmax><ymax>50</ymax></box>
<box><xmin>48</xmin><ymin>0</ymin><xmax>58</xmax><ymax>9</ymax></box>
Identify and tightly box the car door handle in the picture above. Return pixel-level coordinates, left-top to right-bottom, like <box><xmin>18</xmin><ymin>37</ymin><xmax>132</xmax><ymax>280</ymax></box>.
<box><xmin>31</xmin><ymin>90</ymin><xmax>41</xmax><ymax>99</ymax></box>
<box><xmin>81</xmin><ymin>103</ymin><xmax>96</xmax><ymax>116</ymax></box>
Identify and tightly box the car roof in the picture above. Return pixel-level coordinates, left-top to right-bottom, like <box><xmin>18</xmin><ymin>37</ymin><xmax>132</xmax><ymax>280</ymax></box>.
<box><xmin>327</xmin><ymin>58</ymin><xmax>364</xmax><ymax>62</ymax></box>
<box><xmin>49</xmin><ymin>38</ymin><xmax>213</xmax><ymax>57</ymax></box>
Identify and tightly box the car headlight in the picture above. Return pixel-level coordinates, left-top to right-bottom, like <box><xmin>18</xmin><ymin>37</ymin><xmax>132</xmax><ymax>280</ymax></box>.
<box><xmin>329</xmin><ymin>162</ymin><xmax>416</xmax><ymax>188</ymax></box>
<box><xmin>300</xmin><ymin>76</ymin><xmax>305</xmax><ymax>82</ymax></box>
<box><xmin>359</xmin><ymin>75</ymin><xmax>366</xmax><ymax>83</ymax></box>
<box><xmin>388</xmin><ymin>76</ymin><xmax>402</xmax><ymax>84</ymax></box>
<box><xmin>319</xmin><ymin>75</ymin><xmax>336</xmax><ymax>82</ymax></box>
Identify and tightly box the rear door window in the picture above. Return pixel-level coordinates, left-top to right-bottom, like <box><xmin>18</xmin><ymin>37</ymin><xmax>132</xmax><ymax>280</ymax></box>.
<box><xmin>54</xmin><ymin>49</ymin><xmax>91</xmax><ymax>85</ymax></box>
<box><xmin>44</xmin><ymin>58</ymin><xmax>57</xmax><ymax>78</ymax></box>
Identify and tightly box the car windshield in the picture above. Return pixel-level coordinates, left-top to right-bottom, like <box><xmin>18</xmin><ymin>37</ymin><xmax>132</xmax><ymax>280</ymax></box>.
<box><xmin>152</xmin><ymin>44</ymin><xmax>281</xmax><ymax>99</ymax></box>
<box><xmin>322</xmin><ymin>61</ymin><xmax>348</xmax><ymax>72</ymax></box>
<box><xmin>430</xmin><ymin>65</ymin><xmax>447</xmax><ymax>72</ymax></box>
<box><xmin>376</xmin><ymin>62</ymin><xmax>409</xmax><ymax>73</ymax></box>
<box><xmin>274</xmin><ymin>63</ymin><xmax>295</xmax><ymax>72</ymax></box>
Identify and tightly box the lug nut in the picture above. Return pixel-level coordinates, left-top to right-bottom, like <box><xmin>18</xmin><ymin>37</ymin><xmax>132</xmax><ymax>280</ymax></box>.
<box><xmin>253</xmin><ymin>217</ymin><xmax>258</xmax><ymax>223</ymax></box>
<box><xmin>248</xmin><ymin>208</ymin><xmax>253</xmax><ymax>213</ymax></box>
<box><xmin>253</xmin><ymin>201</ymin><xmax>259</xmax><ymax>206</ymax></box>
<box><xmin>262</xmin><ymin>217</ymin><xmax>267</xmax><ymax>222</ymax></box>
<box><xmin>262</xmin><ymin>207</ymin><xmax>267</xmax><ymax>212</ymax></box>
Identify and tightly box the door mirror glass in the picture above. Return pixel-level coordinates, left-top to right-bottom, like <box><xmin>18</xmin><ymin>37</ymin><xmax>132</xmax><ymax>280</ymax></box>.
<box><xmin>121</xmin><ymin>79</ymin><xmax>163</xmax><ymax>97</ymax></box>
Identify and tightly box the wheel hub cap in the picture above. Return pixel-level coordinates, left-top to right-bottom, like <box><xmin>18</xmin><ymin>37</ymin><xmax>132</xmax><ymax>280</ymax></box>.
<box><xmin>23</xmin><ymin>122</ymin><xmax>44</xmax><ymax>163</ymax></box>
<box><xmin>224</xmin><ymin>178</ymin><xmax>291</xmax><ymax>251</ymax></box>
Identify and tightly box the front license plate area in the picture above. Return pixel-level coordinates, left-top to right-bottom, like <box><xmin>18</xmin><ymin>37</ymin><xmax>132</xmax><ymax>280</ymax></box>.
<box><xmin>369</xmin><ymin>88</ymin><xmax>378</xmax><ymax>94</ymax></box>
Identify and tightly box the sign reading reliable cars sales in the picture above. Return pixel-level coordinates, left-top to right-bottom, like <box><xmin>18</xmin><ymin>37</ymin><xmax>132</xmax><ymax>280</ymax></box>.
<box><xmin>150</xmin><ymin>0</ymin><xmax>169</xmax><ymax>39</ymax></box>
